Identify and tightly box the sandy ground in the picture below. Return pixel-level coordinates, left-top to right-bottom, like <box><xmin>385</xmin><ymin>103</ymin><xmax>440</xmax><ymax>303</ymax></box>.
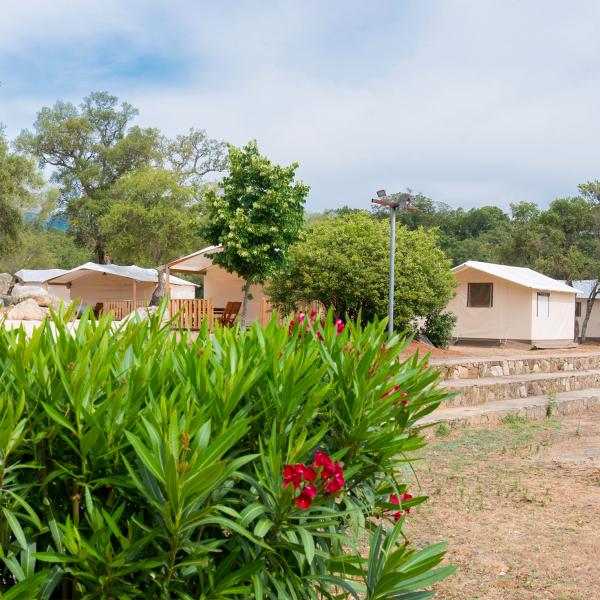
<box><xmin>401</xmin><ymin>341</ymin><xmax>600</xmax><ymax>361</ymax></box>
<box><xmin>402</xmin><ymin>415</ymin><xmax>600</xmax><ymax>599</ymax></box>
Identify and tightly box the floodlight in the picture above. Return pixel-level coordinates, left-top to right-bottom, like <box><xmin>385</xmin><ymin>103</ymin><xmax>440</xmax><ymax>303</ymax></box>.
<box><xmin>376</xmin><ymin>189</ymin><xmax>387</xmax><ymax>198</ymax></box>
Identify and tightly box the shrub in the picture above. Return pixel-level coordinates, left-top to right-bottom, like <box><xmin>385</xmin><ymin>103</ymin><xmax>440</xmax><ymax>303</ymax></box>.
<box><xmin>0</xmin><ymin>308</ymin><xmax>454</xmax><ymax>598</ymax></box>
<box><xmin>421</xmin><ymin>311</ymin><xmax>457</xmax><ymax>349</ymax></box>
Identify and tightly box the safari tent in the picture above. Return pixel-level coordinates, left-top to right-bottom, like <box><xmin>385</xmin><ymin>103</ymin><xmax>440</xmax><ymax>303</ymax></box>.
<box><xmin>447</xmin><ymin>261</ymin><xmax>578</xmax><ymax>348</ymax></box>
<box><xmin>47</xmin><ymin>263</ymin><xmax>196</xmax><ymax>308</ymax></box>
<box><xmin>165</xmin><ymin>246</ymin><xmax>268</xmax><ymax>324</ymax></box>
<box><xmin>14</xmin><ymin>268</ymin><xmax>71</xmax><ymax>301</ymax></box>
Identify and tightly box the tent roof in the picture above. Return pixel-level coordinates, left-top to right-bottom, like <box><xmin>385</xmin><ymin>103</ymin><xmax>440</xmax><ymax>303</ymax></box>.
<box><xmin>47</xmin><ymin>263</ymin><xmax>197</xmax><ymax>286</ymax></box>
<box><xmin>15</xmin><ymin>268</ymin><xmax>68</xmax><ymax>283</ymax></box>
<box><xmin>572</xmin><ymin>280</ymin><xmax>600</xmax><ymax>299</ymax></box>
<box><xmin>166</xmin><ymin>245</ymin><xmax>223</xmax><ymax>274</ymax></box>
<box><xmin>453</xmin><ymin>261</ymin><xmax>578</xmax><ymax>294</ymax></box>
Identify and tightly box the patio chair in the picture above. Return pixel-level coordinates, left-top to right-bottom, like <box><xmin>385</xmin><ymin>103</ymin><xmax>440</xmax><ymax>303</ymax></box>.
<box><xmin>218</xmin><ymin>301</ymin><xmax>242</xmax><ymax>327</ymax></box>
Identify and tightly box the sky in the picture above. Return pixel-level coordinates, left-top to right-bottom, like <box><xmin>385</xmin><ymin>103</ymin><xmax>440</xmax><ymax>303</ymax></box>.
<box><xmin>2</xmin><ymin>0</ymin><xmax>600</xmax><ymax>212</ymax></box>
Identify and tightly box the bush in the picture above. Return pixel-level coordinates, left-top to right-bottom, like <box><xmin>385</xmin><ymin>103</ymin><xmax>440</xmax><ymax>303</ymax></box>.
<box><xmin>0</xmin><ymin>308</ymin><xmax>454</xmax><ymax>598</ymax></box>
<box><xmin>267</xmin><ymin>212</ymin><xmax>456</xmax><ymax>330</ymax></box>
<box><xmin>421</xmin><ymin>311</ymin><xmax>457</xmax><ymax>349</ymax></box>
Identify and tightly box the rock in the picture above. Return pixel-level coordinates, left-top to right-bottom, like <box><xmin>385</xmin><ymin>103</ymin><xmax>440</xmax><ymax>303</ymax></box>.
<box><xmin>1</xmin><ymin>295</ymin><xmax>10</xmax><ymax>307</ymax></box>
<box><xmin>5</xmin><ymin>299</ymin><xmax>46</xmax><ymax>321</ymax></box>
<box><xmin>11</xmin><ymin>284</ymin><xmax>60</xmax><ymax>308</ymax></box>
<box><xmin>120</xmin><ymin>306</ymin><xmax>161</xmax><ymax>324</ymax></box>
<box><xmin>0</xmin><ymin>273</ymin><xmax>12</xmax><ymax>295</ymax></box>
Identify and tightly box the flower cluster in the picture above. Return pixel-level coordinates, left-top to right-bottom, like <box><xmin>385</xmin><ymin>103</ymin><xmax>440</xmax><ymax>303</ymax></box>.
<box><xmin>289</xmin><ymin>310</ymin><xmax>345</xmax><ymax>337</ymax></box>
<box><xmin>388</xmin><ymin>491</ymin><xmax>413</xmax><ymax>521</ymax></box>
<box><xmin>283</xmin><ymin>451</ymin><xmax>345</xmax><ymax>509</ymax></box>
<box><xmin>382</xmin><ymin>376</ymin><xmax>409</xmax><ymax>405</ymax></box>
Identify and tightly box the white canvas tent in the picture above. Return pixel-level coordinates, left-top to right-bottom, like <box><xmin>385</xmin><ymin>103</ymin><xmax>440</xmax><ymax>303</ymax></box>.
<box><xmin>14</xmin><ymin>268</ymin><xmax>71</xmax><ymax>300</ymax></box>
<box><xmin>48</xmin><ymin>263</ymin><xmax>196</xmax><ymax>307</ymax></box>
<box><xmin>447</xmin><ymin>261</ymin><xmax>578</xmax><ymax>348</ymax></box>
<box><xmin>166</xmin><ymin>246</ymin><xmax>268</xmax><ymax>323</ymax></box>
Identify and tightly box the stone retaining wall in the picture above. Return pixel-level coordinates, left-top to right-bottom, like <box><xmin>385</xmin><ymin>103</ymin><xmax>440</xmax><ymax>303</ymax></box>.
<box><xmin>444</xmin><ymin>371</ymin><xmax>600</xmax><ymax>408</ymax></box>
<box><xmin>437</xmin><ymin>355</ymin><xmax>600</xmax><ymax>380</ymax></box>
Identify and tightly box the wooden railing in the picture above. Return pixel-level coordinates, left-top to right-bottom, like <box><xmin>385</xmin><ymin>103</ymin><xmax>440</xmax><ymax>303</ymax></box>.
<box><xmin>169</xmin><ymin>299</ymin><xmax>214</xmax><ymax>331</ymax></box>
<box><xmin>101</xmin><ymin>300</ymin><xmax>145</xmax><ymax>320</ymax></box>
<box><xmin>259</xmin><ymin>298</ymin><xmax>326</xmax><ymax>326</ymax></box>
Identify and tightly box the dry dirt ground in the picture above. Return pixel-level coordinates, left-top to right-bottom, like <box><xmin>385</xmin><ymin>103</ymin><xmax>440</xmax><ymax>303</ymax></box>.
<box><xmin>402</xmin><ymin>415</ymin><xmax>600</xmax><ymax>599</ymax></box>
<box><xmin>401</xmin><ymin>341</ymin><xmax>600</xmax><ymax>360</ymax></box>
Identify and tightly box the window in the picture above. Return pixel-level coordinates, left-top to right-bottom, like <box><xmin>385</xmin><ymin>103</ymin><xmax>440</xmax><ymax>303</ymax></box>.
<box><xmin>467</xmin><ymin>283</ymin><xmax>493</xmax><ymax>307</ymax></box>
<box><xmin>537</xmin><ymin>292</ymin><xmax>550</xmax><ymax>317</ymax></box>
<box><xmin>576</xmin><ymin>301</ymin><xmax>582</xmax><ymax>317</ymax></box>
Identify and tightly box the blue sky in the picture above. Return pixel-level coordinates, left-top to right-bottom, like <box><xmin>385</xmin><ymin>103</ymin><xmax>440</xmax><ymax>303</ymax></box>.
<box><xmin>2</xmin><ymin>0</ymin><xmax>600</xmax><ymax>211</ymax></box>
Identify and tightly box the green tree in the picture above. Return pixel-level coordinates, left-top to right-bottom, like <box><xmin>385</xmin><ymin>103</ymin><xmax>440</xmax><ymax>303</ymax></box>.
<box><xmin>203</xmin><ymin>140</ymin><xmax>309</xmax><ymax>327</ymax></box>
<box><xmin>268</xmin><ymin>212</ymin><xmax>455</xmax><ymax>331</ymax></box>
<box><xmin>0</xmin><ymin>129</ymin><xmax>43</xmax><ymax>252</ymax></box>
<box><xmin>99</xmin><ymin>168</ymin><xmax>199</xmax><ymax>266</ymax></box>
<box><xmin>17</xmin><ymin>92</ymin><xmax>162</xmax><ymax>262</ymax></box>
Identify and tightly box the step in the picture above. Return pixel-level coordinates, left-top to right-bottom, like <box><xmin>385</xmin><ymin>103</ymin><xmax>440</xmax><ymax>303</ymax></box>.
<box><xmin>431</xmin><ymin>351</ymin><xmax>600</xmax><ymax>380</ymax></box>
<box><xmin>442</xmin><ymin>369</ymin><xmax>600</xmax><ymax>408</ymax></box>
<box><xmin>420</xmin><ymin>388</ymin><xmax>600</xmax><ymax>427</ymax></box>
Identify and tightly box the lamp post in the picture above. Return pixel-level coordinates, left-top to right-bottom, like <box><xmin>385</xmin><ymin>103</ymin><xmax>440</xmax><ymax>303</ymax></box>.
<box><xmin>371</xmin><ymin>190</ymin><xmax>418</xmax><ymax>338</ymax></box>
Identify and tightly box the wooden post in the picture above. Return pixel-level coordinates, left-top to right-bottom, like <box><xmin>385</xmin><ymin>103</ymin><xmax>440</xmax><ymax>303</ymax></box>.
<box><xmin>133</xmin><ymin>280</ymin><xmax>137</xmax><ymax>307</ymax></box>
<box><xmin>165</xmin><ymin>266</ymin><xmax>171</xmax><ymax>297</ymax></box>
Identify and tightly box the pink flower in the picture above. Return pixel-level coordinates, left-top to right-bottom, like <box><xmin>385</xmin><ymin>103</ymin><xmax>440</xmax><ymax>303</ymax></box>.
<box><xmin>334</xmin><ymin>319</ymin><xmax>345</xmax><ymax>334</ymax></box>
<box><xmin>389</xmin><ymin>493</ymin><xmax>399</xmax><ymax>505</ymax></box>
<box><xmin>313</xmin><ymin>451</ymin><xmax>333</xmax><ymax>469</ymax></box>
<box><xmin>295</xmin><ymin>492</ymin><xmax>313</xmax><ymax>509</ymax></box>
<box><xmin>298</xmin><ymin>312</ymin><xmax>306</xmax><ymax>324</ymax></box>
<box><xmin>297</xmin><ymin>465</ymin><xmax>317</xmax><ymax>482</ymax></box>
<box><xmin>283</xmin><ymin>465</ymin><xmax>302</xmax><ymax>490</ymax></box>
<box><xmin>393</xmin><ymin>511</ymin><xmax>404</xmax><ymax>522</ymax></box>
<box><xmin>303</xmin><ymin>484</ymin><xmax>317</xmax><ymax>497</ymax></box>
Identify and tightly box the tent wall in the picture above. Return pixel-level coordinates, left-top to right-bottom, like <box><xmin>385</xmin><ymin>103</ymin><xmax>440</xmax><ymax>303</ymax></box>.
<box><xmin>167</xmin><ymin>284</ymin><xmax>196</xmax><ymax>299</ymax></box>
<box><xmin>47</xmin><ymin>284</ymin><xmax>71</xmax><ymax>301</ymax></box>
<box><xmin>576</xmin><ymin>300</ymin><xmax>600</xmax><ymax>340</ymax></box>
<box><xmin>70</xmin><ymin>273</ymin><xmax>155</xmax><ymax>306</ymax></box>
<box><xmin>203</xmin><ymin>266</ymin><xmax>267</xmax><ymax>323</ymax></box>
<box><xmin>530</xmin><ymin>290</ymin><xmax>575</xmax><ymax>343</ymax></box>
<box><xmin>448</xmin><ymin>270</ymin><xmax>533</xmax><ymax>342</ymax></box>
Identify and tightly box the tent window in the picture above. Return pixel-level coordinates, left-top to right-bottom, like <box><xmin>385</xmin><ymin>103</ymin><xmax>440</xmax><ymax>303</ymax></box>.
<box><xmin>576</xmin><ymin>301</ymin><xmax>582</xmax><ymax>318</ymax></box>
<box><xmin>537</xmin><ymin>292</ymin><xmax>550</xmax><ymax>317</ymax></box>
<box><xmin>467</xmin><ymin>283</ymin><xmax>493</xmax><ymax>308</ymax></box>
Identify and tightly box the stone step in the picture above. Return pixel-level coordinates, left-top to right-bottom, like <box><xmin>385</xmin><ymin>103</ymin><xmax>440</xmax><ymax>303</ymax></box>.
<box><xmin>443</xmin><ymin>369</ymin><xmax>600</xmax><ymax>408</ymax></box>
<box><xmin>431</xmin><ymin>351</ymin><xmax>600</xmax><ymax>380</ymax></box>
<box><xmin>420</xmin><ymin>388</ymin><xmax>600</xmax><ymax>427</ymax></box>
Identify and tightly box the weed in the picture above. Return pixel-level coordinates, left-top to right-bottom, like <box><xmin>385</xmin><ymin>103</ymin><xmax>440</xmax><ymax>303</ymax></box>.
<box><xmin>546</xmin><ymin>392</ymin><xmax>557</xmax><ymax>418</ymax></box>
<box><xmin>436</xmin><ymin>422</ymin><xmax>451</xmax><ymax>437</ymax></box>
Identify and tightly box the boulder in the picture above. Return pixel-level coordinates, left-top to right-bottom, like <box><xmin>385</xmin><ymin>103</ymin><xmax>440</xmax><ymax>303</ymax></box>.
<box><xmin>0</xmin><ymin>273</ymin><xmax>12</xmax><ymax>295</ymax></box>
<box><xmin>120</xmin><ymin>306</ymin><xmax>161</xmax><ymax>325</ymax></box>
<box><xmin>5</xmin><ymin>298</ymin><xmax>46</xmax><ymax>321</ymax></box>
<box><xmin>11</xmin><ymin>284</ymin><xmax>60</xmax><ymax>308</ymax></box>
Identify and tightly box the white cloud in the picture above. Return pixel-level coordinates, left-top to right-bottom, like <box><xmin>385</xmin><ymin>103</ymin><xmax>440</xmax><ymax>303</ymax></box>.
<box><xmin>2</xmin><ymin>0</ymin><xmax>600</xmax><ymax>210</ymax></box>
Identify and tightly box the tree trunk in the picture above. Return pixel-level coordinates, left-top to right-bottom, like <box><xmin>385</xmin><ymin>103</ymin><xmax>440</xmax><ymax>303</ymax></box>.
<box><xmin>97</xmin><ymin>246</ymin><xmax>110</xmax><ymax>264</ymax></box>
<box><xmin>241</xmin><ymin>279</ymin><xmax>251</xmax><ymax>330</ymax></box>
<box><xmin>580</xmin><ymin>282</ymin><xmax>600</xmax><ymax>343</ymax></box>
<box><xmin>150</xmin><ymin>268</ymin><xmax>166</xmax><ymax>307</ymax></box>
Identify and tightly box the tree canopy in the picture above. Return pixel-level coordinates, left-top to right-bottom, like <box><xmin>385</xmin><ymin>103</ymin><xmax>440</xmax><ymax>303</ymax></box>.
<box><xmin>17</xmin><ymin>92</ymin><xmax>226</xmax><ymax>263</ymax></box>
<box><xmin>0</xmin><ymin>130</ymin><xmax>43</xmax><ymax>251</ymax></box>
<box><xmin>203</xmin><ymin>140</ymin><xmax>309</xmax><ymax>326</ymax></box>
<box><xmin>268</xmin><ymin>211</ymin><xmax>455</xmax><ymax>330</ymax></box>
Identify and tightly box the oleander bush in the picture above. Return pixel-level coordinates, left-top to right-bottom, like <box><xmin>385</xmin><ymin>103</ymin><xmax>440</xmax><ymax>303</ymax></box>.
<box><xmin>0</xmin><ymin>307</ymin><xmax>454</xmax><ymax>599</ymax></box>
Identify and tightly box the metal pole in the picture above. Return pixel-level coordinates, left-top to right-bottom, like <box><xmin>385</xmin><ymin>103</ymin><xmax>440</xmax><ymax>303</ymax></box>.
<box><xmin>388</xmin><ymin>206</ymin><xmax>396</xmax><ymax>338</ymax></box>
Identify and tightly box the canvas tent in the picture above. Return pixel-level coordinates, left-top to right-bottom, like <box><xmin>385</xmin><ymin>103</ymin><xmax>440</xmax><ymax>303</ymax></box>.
<box><xmin>165</xmin><ymin>246</ymin><xmax>268</xmax><ymax>324</ymax></box>
<box><xmin>572</xmin><ymin>280</ymin><xmax>600</xmax><ymax>341</ymax></box>
<box><xmin>47</xmin><ymin>263</ymin><xmax>196</xmax><ymax>307</ymax></box>
<box><xmin>14</xmin><ymin>268</ymin><xmax>71</xmax><ymax>300</ymax></box>
<box><xmin>447</xmin><ymin>261</ymin><xmax>578</xmax><ymax>348</ymax></box>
